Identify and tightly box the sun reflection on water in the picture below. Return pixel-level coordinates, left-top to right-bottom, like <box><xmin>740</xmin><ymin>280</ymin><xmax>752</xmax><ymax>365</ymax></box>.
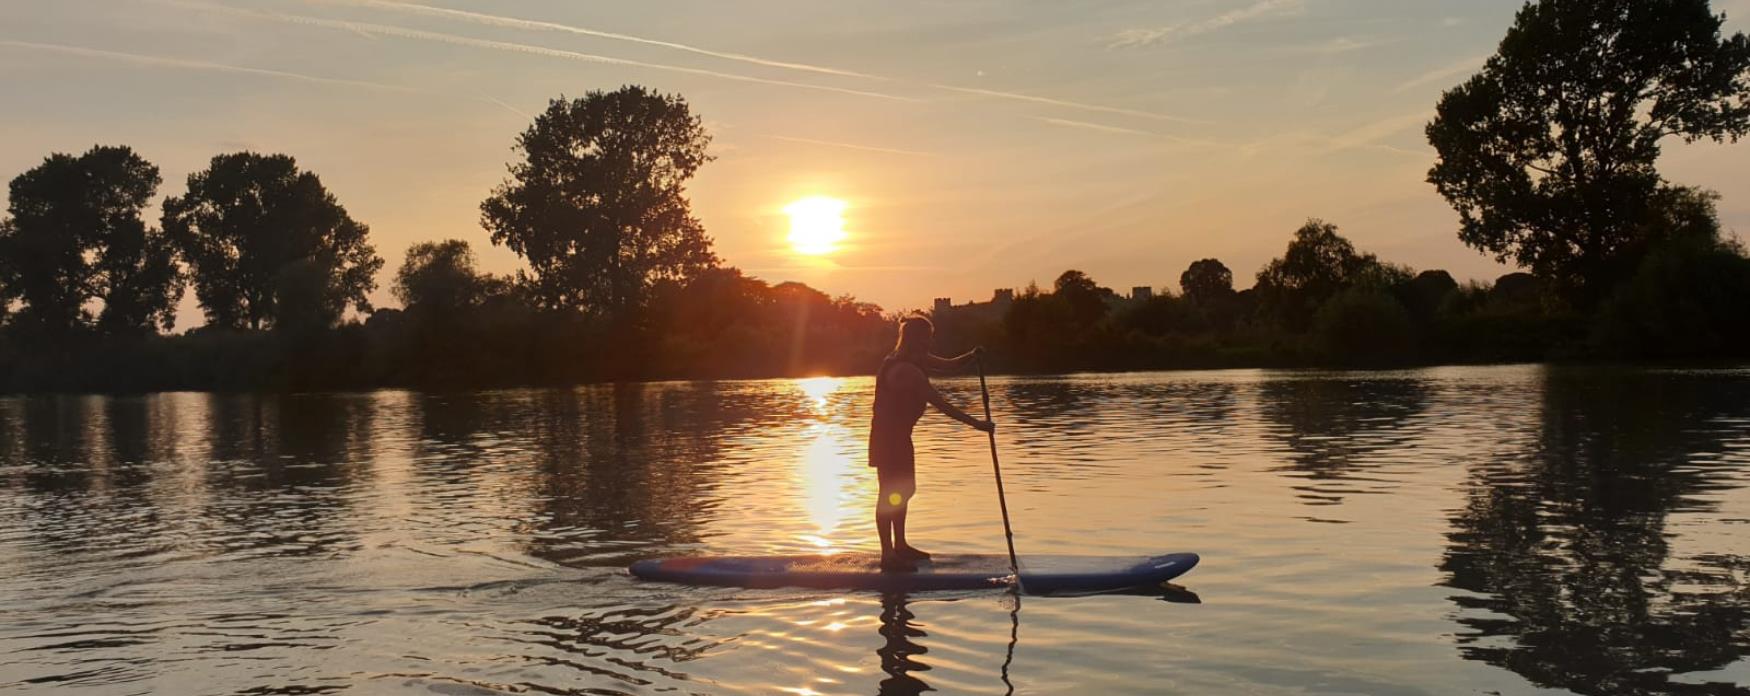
<box><xmin>794</xmin><ymin>423</ymin><xmax>864</xmax><ymax>554</ymax></box>
<box><xmin>796</xmin><ymin>376</ymin><xmax>844</xmax><ymax>414</ymax></box>
<box><xmin>783</xmin><ymin>376</ymin><xmax>870</xmax><ymax>555</ymax></box>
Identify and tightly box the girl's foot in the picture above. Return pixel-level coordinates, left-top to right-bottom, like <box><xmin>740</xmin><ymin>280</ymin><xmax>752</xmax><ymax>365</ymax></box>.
<box><xmin>897</xmin><ymin>545</ymin><xmax>932</xmax><ymax>561</ymax></box>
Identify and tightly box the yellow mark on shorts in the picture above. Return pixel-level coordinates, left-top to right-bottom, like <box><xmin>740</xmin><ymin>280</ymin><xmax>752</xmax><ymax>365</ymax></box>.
<box><xmin>888</xmin><ymin>492</ymin><xmax>903</xmax><ymax>507</ymax></box>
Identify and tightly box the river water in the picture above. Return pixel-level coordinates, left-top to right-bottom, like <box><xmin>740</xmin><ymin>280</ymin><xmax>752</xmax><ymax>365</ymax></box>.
<box><xmin>3</xmin><ymin>366</ymin><xmax>1749</xmax><ymax>695</ymax></box>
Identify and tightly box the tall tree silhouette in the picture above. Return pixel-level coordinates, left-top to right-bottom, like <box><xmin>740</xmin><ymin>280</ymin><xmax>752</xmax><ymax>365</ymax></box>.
<box><xmin>480</xmin><ymin>86</ymin><xmax>719</xmax><ymax>317</ymax></box>
<box><xmin>162</xmin><ymin>153</ymin><xmax>382</xmax><ymax>330</ymax></box>
<box><xmin>0</xmin><ymin>145</ymin><xmax>182</xmax><ymax>339</ymax></box>
<box><xmin>1426</xmin><ymin>0</ymin><xmax>1750</xmax><ymax>305</ymax></box>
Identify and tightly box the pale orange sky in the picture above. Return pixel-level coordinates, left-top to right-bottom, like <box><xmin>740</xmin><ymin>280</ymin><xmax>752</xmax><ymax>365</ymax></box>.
<box><xmin>3</xmin><ymin>0</ymin><xmax>1748</xmax><ymax>326</ymax></box>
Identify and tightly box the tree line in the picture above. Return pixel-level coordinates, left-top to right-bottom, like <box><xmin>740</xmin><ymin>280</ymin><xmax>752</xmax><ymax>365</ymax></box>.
<box><xmin>0</xmin><ymin>86</ymin><xmax>889</xmax><ymax>392</ymax></box>
<box><xmin>1</xmin><ymin>0</ymin><xmax>1748</xmax><ymax>392</ymax></box>
<box><xmin>943</xmin><ymin>197</ymin><xmax>1747</xmax><ymax>375</ymax></box>
<box><xmin>949</xmin><ymin>0</ymin><xmax>1750</xmax><ymax>371</ymax></box>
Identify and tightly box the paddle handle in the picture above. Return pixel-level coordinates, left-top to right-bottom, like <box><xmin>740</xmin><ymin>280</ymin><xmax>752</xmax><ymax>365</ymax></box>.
<box><xmin>977</xmin><ymin>357</ymin><xmax>1021</xmax><ymax>580</ymax></box>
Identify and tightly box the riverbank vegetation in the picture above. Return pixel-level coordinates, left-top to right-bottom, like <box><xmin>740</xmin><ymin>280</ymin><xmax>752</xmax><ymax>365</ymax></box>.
<box><xmin>2</xmin><ymin>0</ymin><xmax>1749</xmax><ymax>393</ymax></box>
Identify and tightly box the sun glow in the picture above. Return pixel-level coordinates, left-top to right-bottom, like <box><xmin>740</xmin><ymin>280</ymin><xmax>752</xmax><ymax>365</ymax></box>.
<box><xmin>784</xmin><ymin>196</ymin><xmax>848</xmax><ymax>256</ymax></box>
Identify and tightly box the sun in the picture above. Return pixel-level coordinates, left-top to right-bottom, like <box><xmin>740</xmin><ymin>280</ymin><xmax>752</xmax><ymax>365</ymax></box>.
<box><xmin>784</xmin><ymin>196</ymin><xmax>848</xmax><ymax>256</ymax></box>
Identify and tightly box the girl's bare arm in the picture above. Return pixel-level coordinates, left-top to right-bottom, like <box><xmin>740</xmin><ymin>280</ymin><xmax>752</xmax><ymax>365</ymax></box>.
<box><xmin>903</xmin><ymin>365</ymin><xmax>993</xmax><ymax>431</ymax></box>
<box><xmin>922</xmin><ymin>348</ymin><xmax>981</xmax><ymax>375</ymax></box>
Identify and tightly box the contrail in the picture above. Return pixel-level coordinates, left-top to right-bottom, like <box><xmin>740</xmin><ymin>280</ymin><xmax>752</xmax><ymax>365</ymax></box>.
<box><xmin>933</xmin><ymin>84</ymin><xmax>1207</xmax><ymax>125</ymax></box>
<box><xmin>0</xmin><ymin>38</ymin><xmax>421</xmax><ymax>94</ymax></box>
<box><xmin>759</xmin><ymin>135</ymin><xmax>935</xmax><ymax>157</ymax></box>
<box><xmin>1317</xmin><ymin>111</ymin><xmax>1433</xmax><ymax>153</ymax></box>
<box><xmin>1109</xmin><ymin>0</ymin><xmax>1304</xmax><ymax>49</ymax></box>
<box><xmin>1394</xmin><ymin>54</ymin><xmax>1488</xmax><ymax>93</ymax></box>
<box><xmin>1035</xmin><ymin>117</ymin><xmax>1159</xmax><ymax>137</ymax></box>
<box><xmin>315</xmin><ymin>0</ymin><xmax>886</xmax><ymax>81</ymax></box>
<box><xmin>299</xmin><ymin>0</ymin><xmax>1203</xmax><ymax>124</ymax></box>
<box><xmin>478</xmin><ymin>94</ymin><xmax>532</xmax><ymax>120</ymax></box>
<box><xmin>1035</xmin><ymin>117</ymin><xmax>1231</xmax><ymax>147</ymax></box>
<box><xmin>175</xmin><ymin>2</ymin><xmax>919</xmax><ymax>103</ymax></box>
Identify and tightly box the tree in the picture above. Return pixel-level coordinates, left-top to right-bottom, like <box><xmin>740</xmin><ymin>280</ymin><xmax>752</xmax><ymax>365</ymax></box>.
<box><xmin>1003</xmin><ymin>282</ymin><xmax>1076</xmax><ymax>371</ymax></box>
<box><xmin>1592</xmin><ymin>186</ymin><xmax>1750</xmax><ymax>357</ymax></box>
<box><xmin>0</xmin><ymin>145</ymin><xmax>182</xmax><ymax>338</ymax></box>
<box><xmin>1256</xmin><ymin>220</ymin><xmax>1368</xmax><ymax>299</ymax></box>
<box><xmin>1052</xmin><ymin>269</ymin><xmax>1113</xmax><ymax>327</ymax></box>
<box><xmin>1401</xmin><ymin>270</ymin><xmax>1459</xmax><ymax>323</ymax></box>
<box><xmin>1314</xmin><ymin>287</ymin><xmax>1415</xmax><ymax>365</ymax></box>
<box><xmin>162</xmin><ymin>152</ymin><xmax>382</xmax><ymax>330</ymax></box>
<box><xmin>1179</xmin><ymin>258</ymin><xmax>1235</xmax><ymax>305</ymax></box>
<box><xmin>1119</xmin><ymin>294</ymin><xmax>1201</xmax><ymax>336</ymax></box>
<box><xmin>394</xmin><ymin>239</ymin><xmax>502</xmax><ymax>316</ymax></box>
<box><xmin>1491</xmin><ymin>272</ymin><xmax>1545</xmax><ymax>307</ymax></box>
<box><xmin>480</xmin><ymin>86</ymin><xmax>719</xmax><ymax>317</ymax></box>
<box><xmin>1426</xmin><ymin>0</ymin><xmax>1750</xmax><ymax>304</ymax></box>
<box><xmin>1255</xmin><ymin>219</ymin><xmax>1388</xmax><ymax>328</ymax></box>
<box><xmin>640</xmin><ymin>267</ymin><xmax>888</xmax><ymax>378</ymax></box>
<box><xmin>94</xmin><ymin>214</ymin><xmax>184</xmax><ymax>337</ymax></box>
<box><xmin>272</xmin><ymin>258</ymin><xmax>344</xmax><ymax>335</ymax></box>
<box><xmin>0</xmin><ymin>224</ymin><xmax>13</xmax><ymax>329</ymax></box>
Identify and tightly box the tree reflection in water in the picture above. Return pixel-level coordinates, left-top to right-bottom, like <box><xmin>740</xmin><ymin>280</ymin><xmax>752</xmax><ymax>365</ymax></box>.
<box><xmin>1442</xmin><ymin>369</ymin><xmax>1750</xmax><ymax>695</ymax></box>
<box><xmin>1257</xmin><ymin>374</ymin><xmax>1431</xmax><ymax>506</ymax></box>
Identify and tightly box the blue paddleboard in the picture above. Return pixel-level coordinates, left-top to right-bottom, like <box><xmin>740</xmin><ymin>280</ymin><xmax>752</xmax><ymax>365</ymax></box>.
<box><xmin>629</xmin><ymin>552</ymin><xmax>1198</xmax><ymax>593</ymax></box>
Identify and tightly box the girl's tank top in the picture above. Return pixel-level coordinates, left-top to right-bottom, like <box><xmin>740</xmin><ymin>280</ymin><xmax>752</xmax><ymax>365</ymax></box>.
<box><xmin>869</xmin><ymin>356</ymin><xmax>926</xmax><ymax>464</ymax></box>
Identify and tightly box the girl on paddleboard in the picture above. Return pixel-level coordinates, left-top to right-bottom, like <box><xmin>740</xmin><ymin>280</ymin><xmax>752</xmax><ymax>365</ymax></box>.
<box><xmin>870</xmin><ymin>316</ymin><xmax>994</xmax><ymax>572</ymax></box>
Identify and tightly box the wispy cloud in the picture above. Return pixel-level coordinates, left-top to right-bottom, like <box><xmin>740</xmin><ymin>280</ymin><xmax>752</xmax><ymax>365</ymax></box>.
<box><xmin>1109</xmin><ymin>0</ymin><xmax>1305</xmax><ymax>49</ymax></box>
<box><xmin>173</xmin><ymin>2</ymin><xmax>922</xmax><ymax>102</ymax></box>
<box><xmin>757</xmin><ymin>135</ymin><xmax>935</xmax><ymax>158</ymax></box>
<box><xmin>0</xmin><ymin>38</ymin><xmax>420</xmax><ymax>94</ymax></box>
<box><xmin>1393</xmin><ymin>54</ymin><xmax>1488</xmax><ymax>94</ymax></box>
<box><xmin>294</xmin><ymin>0</ymin><xmax>1205</xmax><ymax>124</ymax></box>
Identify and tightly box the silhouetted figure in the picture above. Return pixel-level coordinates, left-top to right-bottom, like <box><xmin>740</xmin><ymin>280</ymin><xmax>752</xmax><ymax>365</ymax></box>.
<box><xmin>870</xmin><ymin>317</ymin><xmax>991</xmax><ymax>572</ymax></box>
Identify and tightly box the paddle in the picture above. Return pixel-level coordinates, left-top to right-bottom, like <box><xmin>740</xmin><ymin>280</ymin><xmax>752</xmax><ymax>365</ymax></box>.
<box><xmin>975</xmin><ymin>354</ymin><xmax>1022</xmax><ymax>586</ymax></box>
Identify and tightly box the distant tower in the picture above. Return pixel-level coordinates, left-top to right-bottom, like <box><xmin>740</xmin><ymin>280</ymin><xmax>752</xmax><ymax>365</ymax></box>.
<box><xmin>992</xmin><ymin>288</ymin><xmax>1015</xmax><ymax>307</ymax></box>
<box><xmin>1131</xmin><ymin>286</ymin><xmax>1154</xmax><ymax>302</ymax></box>
<box><xmin>933</xmin><ymin>297</ymin><xmax>953</xmax><ymax>315</ymax></box>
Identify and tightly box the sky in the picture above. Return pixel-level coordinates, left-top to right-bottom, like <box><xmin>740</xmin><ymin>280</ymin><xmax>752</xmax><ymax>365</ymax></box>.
<box><xmin>3</xmin><ymin>0</ymin><xmax>1749</xmax><ymax>325</ymax></box>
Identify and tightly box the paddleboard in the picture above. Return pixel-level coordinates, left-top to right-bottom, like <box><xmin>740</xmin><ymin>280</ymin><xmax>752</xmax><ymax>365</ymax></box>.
<box><xmin>629</xmin><ymin>552</ymin><xmax>1197</xmax><ymax>593</ymax></box>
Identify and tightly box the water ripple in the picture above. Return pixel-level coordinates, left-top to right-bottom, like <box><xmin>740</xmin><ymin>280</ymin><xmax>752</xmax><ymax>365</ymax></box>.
<box><xmin>3</xmin><ymin>367</ymin><xmax>1749</xmax><ymax>694</ymax></box>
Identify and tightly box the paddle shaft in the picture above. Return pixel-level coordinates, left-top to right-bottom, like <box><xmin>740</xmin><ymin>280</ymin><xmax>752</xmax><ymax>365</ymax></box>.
<box><xmin>976</xmin><ymin>358</ymin><xmax>1021</xmax><ymax>577</ymax></box>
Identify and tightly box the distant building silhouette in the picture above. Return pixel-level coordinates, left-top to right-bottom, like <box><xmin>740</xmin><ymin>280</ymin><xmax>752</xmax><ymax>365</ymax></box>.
<box><xmin>930</xmin><ymin>290</ymin><xmax>1014</xmax><ymax>324</ymax></box>
<box><xmin>1131</xmin><ymin>286</ymin><xmax>1154</xmax><ymax>302</ymax></box>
